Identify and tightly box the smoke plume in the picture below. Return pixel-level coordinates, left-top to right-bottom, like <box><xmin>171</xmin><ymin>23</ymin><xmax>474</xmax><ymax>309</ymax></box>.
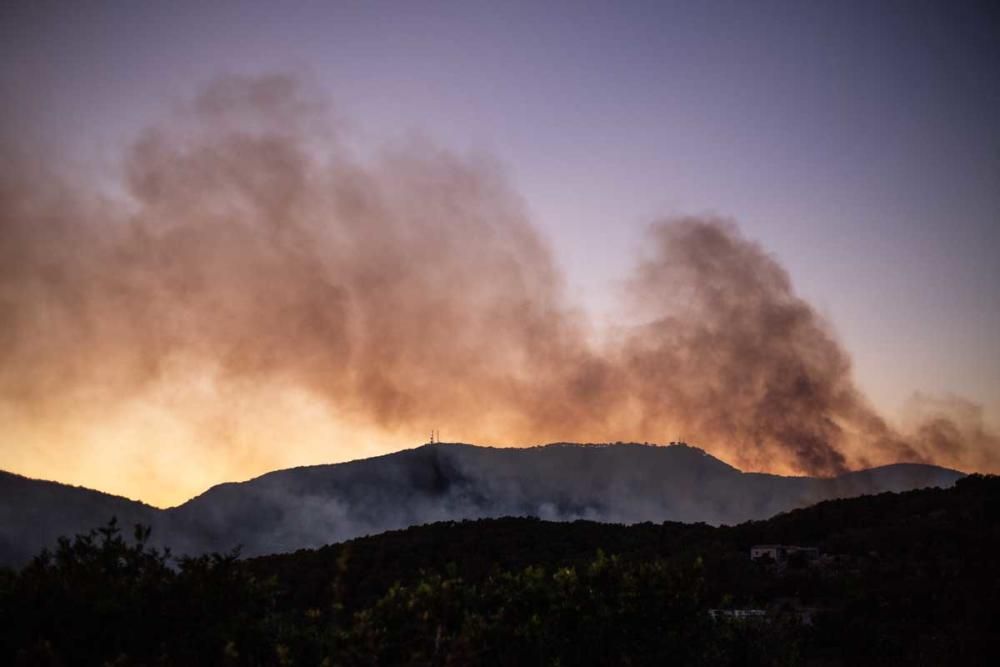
<box><xmin>0</xmin><ymin>74</ymin><xmax>995</xmax><ymax>503</ymax></box>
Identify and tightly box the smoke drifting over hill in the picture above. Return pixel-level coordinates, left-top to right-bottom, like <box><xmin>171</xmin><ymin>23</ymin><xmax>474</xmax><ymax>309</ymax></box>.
<box><xmin>1</xmin><ymin>75</ymin><xmax>995</xmax><ymax>502</ymax></box>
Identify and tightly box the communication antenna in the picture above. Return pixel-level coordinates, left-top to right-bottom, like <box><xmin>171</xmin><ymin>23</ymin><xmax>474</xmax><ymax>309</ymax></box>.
<box><xmin>429</xmin><ymin>430</ymin><xmax>435</xmax><ymax>444</ymax></box>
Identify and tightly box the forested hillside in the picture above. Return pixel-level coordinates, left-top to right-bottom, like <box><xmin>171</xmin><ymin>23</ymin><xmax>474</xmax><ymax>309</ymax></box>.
<box><xmin>2</xmin><ymin>475</ymin><xmax>997</xmax><ymax>666</ymax></box>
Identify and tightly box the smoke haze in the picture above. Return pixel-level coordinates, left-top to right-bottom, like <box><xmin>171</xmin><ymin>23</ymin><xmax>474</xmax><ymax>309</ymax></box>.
<box><xmin>1</xmin><ymin>75</ymin><xmax>995</xmax><ymax>504</ymax></box>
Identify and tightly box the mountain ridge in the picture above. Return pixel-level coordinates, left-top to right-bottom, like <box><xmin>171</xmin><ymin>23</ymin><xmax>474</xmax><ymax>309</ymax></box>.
<box><xmin>0</xmin><ymin>442</ymin><xmax>965</xmax><ymax>566</ymax></box>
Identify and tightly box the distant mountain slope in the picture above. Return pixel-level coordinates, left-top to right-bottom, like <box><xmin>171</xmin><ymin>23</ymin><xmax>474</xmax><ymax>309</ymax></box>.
<box><xmin>0</xmin><ymin>442</ymin><xmax>965</xmax><ymax>565</ymax></box>
<box><xmin>166</xmin><ymin>443</ymin><xmax>964</xmax><ymax>556</ymax></box>
<box><xmin>0</xmin><ymin>471</ymin><xmax>158</xmax><ymax>566</ymax></box>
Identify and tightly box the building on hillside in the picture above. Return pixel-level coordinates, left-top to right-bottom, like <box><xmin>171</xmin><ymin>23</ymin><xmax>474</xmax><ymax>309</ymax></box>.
<box><xmin>708</xmin><ymin>609</ymin><xmax>767</xmax><ymax>621</ymax></box>
<box><xmin>750</xmin><ymin>544</ymin><xmax>820</xmax><ymax>563</ymax></box>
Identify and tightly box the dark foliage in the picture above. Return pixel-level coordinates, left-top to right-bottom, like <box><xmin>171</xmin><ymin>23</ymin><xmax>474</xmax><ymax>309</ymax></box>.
<box><xmin>2</xmin><ymin>476</ymin><xmax>997</xmax><ymax>665</ymax></box>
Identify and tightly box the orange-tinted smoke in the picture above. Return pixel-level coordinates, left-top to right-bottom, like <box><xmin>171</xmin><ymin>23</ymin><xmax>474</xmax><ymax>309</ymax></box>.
<box><xmin>0</xmin><ymin>74</ymin><xmax>995</xmax><ymax>503</ymax></box>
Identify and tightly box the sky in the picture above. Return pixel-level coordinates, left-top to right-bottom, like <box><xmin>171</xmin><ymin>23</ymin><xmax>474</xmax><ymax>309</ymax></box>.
<box><xmin>1</xmin><ymin>1</ymin><xmax>998</xmax><ymax>505</ymax></box>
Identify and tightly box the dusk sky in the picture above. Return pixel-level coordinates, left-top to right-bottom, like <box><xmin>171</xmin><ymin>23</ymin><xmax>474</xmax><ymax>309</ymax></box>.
<box><xmin>1</xmin><ymin>1</ymin><xmax>998</xmax><ymax>505</ymax></box>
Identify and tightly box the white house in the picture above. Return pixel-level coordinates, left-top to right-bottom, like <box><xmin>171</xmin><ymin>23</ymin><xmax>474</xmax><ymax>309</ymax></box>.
<box><xmin>750</xmin><ymin>544</ymin><xmax>819</xmax><ymax>562</ymax></box>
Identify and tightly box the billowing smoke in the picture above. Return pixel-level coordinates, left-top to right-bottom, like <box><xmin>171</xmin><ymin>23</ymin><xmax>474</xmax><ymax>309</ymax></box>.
<box><xmin>0</xmin><ymin>74</ymin><xmax>995</xmax><ymax>503</ymax></box>
<box><xmin>617</xmin><ymin>219</ymin><xmax>998</xmax><ymax>476</ymax></box>
<box><xmin>620</xmin><ymin>220</ymin><xmax>899</xmax><ymax>474</ymax></box>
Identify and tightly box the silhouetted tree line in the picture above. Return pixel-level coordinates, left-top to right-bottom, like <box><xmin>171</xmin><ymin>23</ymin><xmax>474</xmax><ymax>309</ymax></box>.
<box><xmin>2</xmin><ymin>476</ymin><xmax>998</xmax><ymax>665</ymax></box>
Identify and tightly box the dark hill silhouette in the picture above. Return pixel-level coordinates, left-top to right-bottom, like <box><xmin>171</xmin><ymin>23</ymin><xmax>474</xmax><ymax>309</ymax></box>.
<box><xmin>0</xmin><ymin>442</ymin><xmax>963</xmax><ymax>565</ymax></box>
<box><xmin>5</xmin><ymin>474</ymin><xmax>997</xmax><ymax>665</ymax></box>
<box><xmin>0</xmin><ymin>470</ymin><xmax>160</xmax><ymax>566</ymax></box>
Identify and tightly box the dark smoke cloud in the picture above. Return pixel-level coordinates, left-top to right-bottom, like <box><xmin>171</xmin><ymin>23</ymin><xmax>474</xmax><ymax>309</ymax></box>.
<box><xmin>0</xmin><ymin>74</ymin><xmax>995</xmax><ymax>500</ymax></box>
<box><xmin>618</xmin><ymin>219</ymin><xmax>907</xmax><ymax>474</ymax></box>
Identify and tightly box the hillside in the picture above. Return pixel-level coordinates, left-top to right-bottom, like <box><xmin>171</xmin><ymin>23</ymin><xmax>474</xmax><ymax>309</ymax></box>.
<box><xmin>3</xmin><ymin>475</ymin><xmax>997</xmax><ymax>665</ymax></box>
<box><xmin>0</xmin><ymin>470</ymin><xmax>159</xmax><ymax>566</ymax></box>
<box><xmin>0</xmin><ymin>442</ymin><xmax>964</xmax><ymax>565</ymax></box>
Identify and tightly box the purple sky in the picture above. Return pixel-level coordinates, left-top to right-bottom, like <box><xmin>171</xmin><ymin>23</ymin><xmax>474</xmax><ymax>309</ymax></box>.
<box><xmin>2</xmin><ymin>1</ymin><xmax>998</xmax><ymax>444</ymax></box>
